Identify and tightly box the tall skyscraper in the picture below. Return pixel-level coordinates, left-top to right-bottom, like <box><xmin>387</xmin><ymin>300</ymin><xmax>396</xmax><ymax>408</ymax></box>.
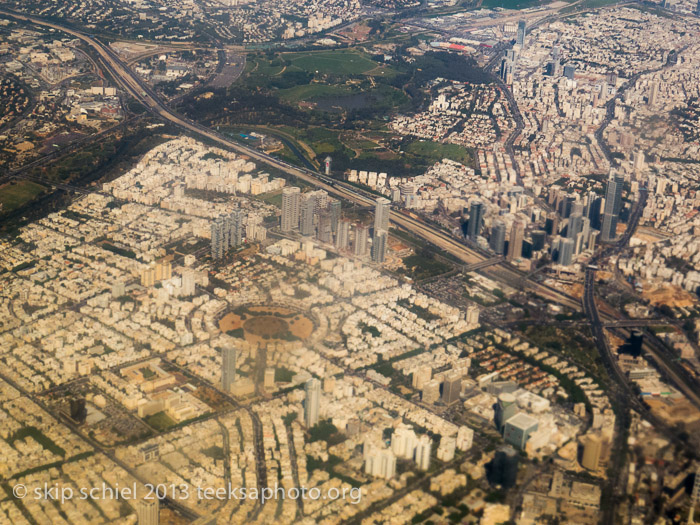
<box><xmin>495</xmin><ymin>392</ymin><xmax>517</xmax><ymax>432</ymax></box>
<box><xmin>211</xmin><ymin>215</ymin><xmax>227</xmax><ymax>259</ymax></box>
<box><xmin>531</xmin><ymin>230</ymin><xmax>546</xmax><ymax>251</ymax></box>
<box><xmin>281</xmin><ymin>187</ymin><xmax>301</xmax><ymax>232</ymax></box>
<box><xmin>572</xmin><ymin>201</ymin><xmax>584</xmax><ymax>217</ymax></box>
<box><xmin>588</xmin><ymin>229</ymin><xmax>599</xmax><ymax>252</ymax></box>
<box><xmin>222</xmin><ymin>345</ymin><xmax>236</xmax><ymax>392</ymax></box>
<box><xmin>391</xmin><ymin>424</ymin><xmax>418</xmax><ymax>459</ymax></box>
<box><xmin>230</xmin><ymin>209</ymin><xmax>243</xmax><ymax>247</ymax></box>
<box><xmin>414</xmin><ymin>435</ymin><xmax>432</xmax><ymax>471</ymax></box>
<box><xmin>579</xmin><ymin>217</ymin><xmax>590</xmax><ymax>247</ymax></box>
<box><xmin>547</xmin><ymin>53</ymin><xmax>561</xmax><ymax>77</ymax></box>
<box><xmin>300</xmin><ymin>194</ymin><xmax>316</xmax><ymax>236</ymax></box>
<box><xmin>212</xmin><ymin>210</ymin><xmax>244</xmax><ymax>259</ymax></box>
<box><xmin>354</xmin><ymin>224</ymin><xmax>369</xmax><ymax>257</ymax></box>
<box><xmin>587</xmin><ymin>195</ymin><xmax>603</xmax><ymax>231</ymax></box>
<box><xmin>633</xmin><ymin>150</ymin><xmax>645</xmax><ymax>173</ymax></box>
<box><xmin>601</xmin><ymin>170</ymin><xmax>624</xmax><ymax>242</ymax></box>
<box><xmin>559</xmin><ymin>195</ymin><xmax>576</xmax><ymax>218</ymax></box>
<box><xmin>442</xmin><ymin>372</ymin><xmax>462</xmax><ymax>404</ymax></box>
<box><xmin>558</xmin><ymin>238</ymin><xmax>575</xmax><ymax>266</ymax></box>
<box><xmin>329</xmin><ymin>199</ymin><xmax>341</xmax><ymax>235</ymax></box>
<box><xmin>467</xmin><ymin>201</ymin><xmax>484</xmax><ymax>241</ymax></box>
<box><xmin>222</xmin><ymin>213</ymin><xmax>231</xmax><ymax>250</ymax></box>
<box><xmin>336</xmin><ymin>219</ymin><xmax>351</xmax><ymax>251</ymax></box>
<box><xmin>545</xmin><ymin>212</ymin><xmax>559</xmax><ymax>236</ymax></box>
<box><xmin>411</xmin><ymin>365</ymin><xmax>432</xmax><ymax>390</ymax></box>
<box><xmin>137</xmin><ymin>498</ymin><xmax>159</xmax><ymax>525</ymax></box>
<box><xmin>317</xmin><ymin>210</ymin><xmax>333</xmax><ymax>243</ymax></box>
<box><xmin>507</xmin><ymin>219</ymin><xmax>525</xmax><ymax>261</ymax></box>
<box><xmin>567</xmin><ymin>213</ymin><xmax>584</xmax><ymax>240</ymax></box>
<box><xmin>516</xmin><ymin>20</ymin><xmax>527</xmax><ymax>47</ymax></box>
<box><xmin>374</xmin><ymin>197</ymin><xmax>391</xmax><ymax>233</ymax></box>
<box><xmin>313</xmin><ymin>189</ymin><xmax>329</xmax><ymax>212</ymax></box>
<box><xmin>304</xmin><ymin>378</ymin><xmax>321</xmax><ymax>427</ymax></box>
<box><xmin>490</xmin><ymin>220</ymin><xmax>506</xmax><ymax>255</ymax></box>
<box><xmin>364</xmin><ymin>445</ymin><xmax>396</xmax><ymax>480</ymax></box>
<box><xmin>371</xmin><ymin>230</ymin><xmax>388</xmax><ymax>263</ymax></box>
<box><xmin>581</xmin><ymin>433</ymin><xmax>602</xmax><ymax>471</ymax></box>
<box><xmin>500</xmin><ymin>54</ymin><xmax>516</xmax><ymax>84</ymax></box>
<box><xmin>422</xmin><ymin>379</ymin><xmax>440</xmax><ymax>404</ymax></box>
<box><xmin>182</xmin><ymin>269</ymin><xmax>196</xmax><ymax>297</ymax></box>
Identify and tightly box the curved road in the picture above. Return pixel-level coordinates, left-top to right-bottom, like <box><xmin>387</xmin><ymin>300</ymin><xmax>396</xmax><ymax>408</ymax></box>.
<box><xmin>583</xmin><ymin>188</ymin><xmax>699</xmax><ymax>523</ymax></box>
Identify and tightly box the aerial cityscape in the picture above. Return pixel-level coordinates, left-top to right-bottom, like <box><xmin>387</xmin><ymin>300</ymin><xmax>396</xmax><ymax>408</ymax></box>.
<box><xmin>0</xmin><ymin>0</ymin><xmax>699</xmax><ymax>523</ymax></box>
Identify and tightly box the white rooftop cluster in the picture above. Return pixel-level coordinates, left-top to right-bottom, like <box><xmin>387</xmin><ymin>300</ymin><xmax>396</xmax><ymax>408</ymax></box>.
<box><xmin>391</xmin><ymin>82</ymin><xmax>514</xmax><ymax>149</ymax></box>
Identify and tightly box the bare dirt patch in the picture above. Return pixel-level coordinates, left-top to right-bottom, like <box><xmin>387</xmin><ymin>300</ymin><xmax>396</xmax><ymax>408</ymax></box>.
<box><xmin>643</xmin><ymin>284</ymin><xmax>697</xmax><ymax>308</ymax></box>
<box><xmin>219</xmin><ymin>305</ymin><xmax>313</xmax><ymax>344</ymax></box>
<box><xmin>244</xmin><ymin>316</ymin><xmax>289</xmax><ymax>337</ymax></box>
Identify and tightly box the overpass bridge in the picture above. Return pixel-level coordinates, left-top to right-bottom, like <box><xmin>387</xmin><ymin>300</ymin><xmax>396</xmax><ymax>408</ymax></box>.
<box><xmin>462</xmin><ymin>256</ymin><xmax>504</xmax><ymax>273</ymax></box>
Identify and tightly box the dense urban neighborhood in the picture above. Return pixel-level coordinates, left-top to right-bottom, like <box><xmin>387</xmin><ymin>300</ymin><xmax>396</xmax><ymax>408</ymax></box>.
<box><xmin>0</xmin><ymin>0</ymin><xmax>700</xmax><ymax>524</ymax></box>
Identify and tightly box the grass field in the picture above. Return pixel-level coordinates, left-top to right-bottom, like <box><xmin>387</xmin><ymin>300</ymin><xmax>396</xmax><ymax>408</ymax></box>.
<box><xmin>0</xmin><ymin>180</ymin><xmax>45</xmax><ymax>213</ymax></box>
<box><xmin>405</xmin><ymin>140</ymin><xmax>473</xmax><ymax>165</ymax></box>
<box><xmin>258</xmin><ymin>189</ymin><xmax>284</xmax><ymax>207</ymax></box>
<box><xmin>283</xmin><ymin>126</ymin><xmax>350</xmax><ymax>157</ymax></box>
<box><xmin>246</xmin><ymin>57</ymin><xmax>286</xmax><ymax>77</ymax></box>
<box><xmin>278</xmin><ymin>84</ymin><xmax>354</xmax><ymax>103</ymax></box>
<box><xmin>283</xmin><ymin>49</ymin><xmax>378</xmax><ymax>75</ymax></box>
<box><xmin>144</xmin><ymin>411</ymin><xmax>177</xmax><ymax>432</ymax></box>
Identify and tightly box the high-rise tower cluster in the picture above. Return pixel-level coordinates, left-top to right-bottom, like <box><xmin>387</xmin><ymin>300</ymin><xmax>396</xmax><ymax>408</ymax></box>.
<box><xmin>211</xmin><ymin>209</ymin><xmax>244</xmax><ymax>259</ymax></box>
<box><xmin>281</xmin><ymin>187</ymin><xmax>340</xmax><ymax>239</ymax></box>
<box><xmin>281</xmin><ymin>187</ymin><xmax>390</xmax><ymax>263</ymax></box>
<box><xmin>481</xmin><ymin>168</ymin><xmax>627</xmax><ymax>268</ymax></box>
